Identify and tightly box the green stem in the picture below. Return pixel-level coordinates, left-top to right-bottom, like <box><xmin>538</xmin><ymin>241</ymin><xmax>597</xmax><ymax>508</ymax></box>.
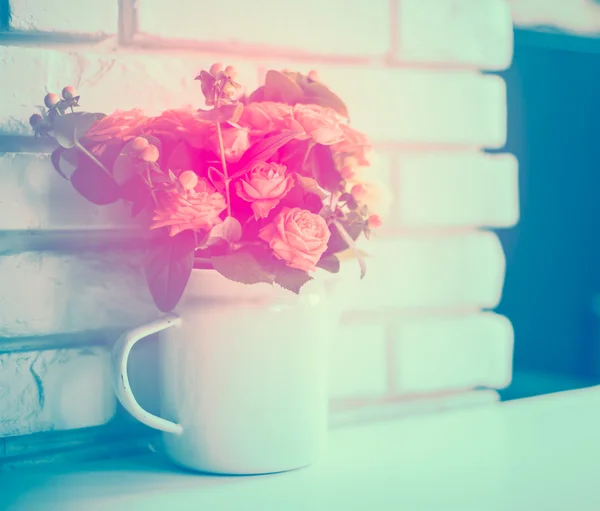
<box><xmin>146</xmin><ymin>167</ymin><xmax>159</xmax><ymax>206</ymax></box>
<box><xmin>75</xmin><ymin>141</ymin><xmax>112</xmax><ymax>178</ymax></box>
<box><xmin>215</xmin><ymin>121</ymin><xmax>232</xmax><ymax>218</ymax></box>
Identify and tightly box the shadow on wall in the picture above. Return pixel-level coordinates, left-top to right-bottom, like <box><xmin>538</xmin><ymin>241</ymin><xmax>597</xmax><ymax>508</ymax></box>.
<box><xmin>495</xmin><ymin>36</ymin><xmax>600</xmax><ymax>399</ymax></box>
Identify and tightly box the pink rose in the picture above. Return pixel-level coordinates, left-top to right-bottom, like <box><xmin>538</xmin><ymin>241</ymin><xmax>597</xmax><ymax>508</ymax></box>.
<box><xmin>85</xmin><ymin>108</ymin><xmax>150</xmax><ymax>143</ymax></box>
<box><xmin>239</xmin><ymin>101</ymin><xmax>293</xmax><ymax>135</ymax></box>
<box><xmin>332</xmin><ymin>124</ymin><xmax>372</xmax><ymax>166</ymax></box>
<box><xmin>236</xmin><ymin>162</ymin><xmax>294</xmax><ymax>219</ymax></box>
<box><xmin>206</xmin><ymin>126</ymin><xmax>250</xmax><ymax>163</ymax></box>
<box><xmin>258</xmin><ymin>207</ymin><xmax>331</xmax><ymax>272</ymax></box>
<box><xmin>286</xmin><ymin>104</ymin><xmax>344</xmax><ymax>146</ymax></box>
<box><xmin>150</xmin><ymin>173</ymin><xmax>227</xmax><ymax>236</ymax></box>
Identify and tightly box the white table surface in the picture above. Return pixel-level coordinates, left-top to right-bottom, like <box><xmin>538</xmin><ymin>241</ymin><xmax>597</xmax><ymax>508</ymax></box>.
<box><xmin>2</xmin><ymin>387</ymin><xmax>600</xmax><ymax>511</ymax></box>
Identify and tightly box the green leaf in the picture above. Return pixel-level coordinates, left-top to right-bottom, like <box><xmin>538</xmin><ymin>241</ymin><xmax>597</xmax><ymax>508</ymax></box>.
<box><xmin>323</xmin><ymin>219</ymin><xmax>364</xmax><ymax>255</ymax></box>
<box><xmin>208</xmin><ymin>217</ymin><xmax>242</xmax><ymax>244</ymax></box>
<box><xmin>113</xmin><ymin>154</ymin><xmax>140</xmax><ymax>186</ymax></box>
<box><xmin>197</xmin><ymin>103</ymin><xmax>244</xmax><ymax>124</ymax></box>
<box><xmin>271</xmin><ymin>263</ymin><xmax>313</xmax><ymax>294</ymax></box>
<box><xmin>52</xmin><ymin>112</ymin><xmax>104</xmax><ymax>149</ymax></box>
<box><xmin>211</xmin><ymin>250</ymin><xmax>275</xmax><ymax>286</ymax></box>
<box><xmin>305</xmin><ymin>144</ymin><xmax>344</xmax><ymax>193</ymax></box>
<box><xmin>130</xmin><ymin>191</ymin><xmax>150</xmax><ymax>217</ymax></box>
<box><xmin>264</xmin><ymin>70</ymin><xmax>304</xmax><ymax>104</ymax></box>
<box><xmin>70</xmin><ymin>159</ymin><xmax>121</xmax><ymax>205</ymax></box>
<box><xmin>247</xmin><ymin>86</ymin><xmax>266</xmax><ymax>103</ymax></box>
<box><xmin>236</xmin><ymin>130</ymin><xmax>303</xmax><ymax>169</ymax></box>
<box><xmin>295</xmin><ymin>174</ymin><xmax>328</xmax><ymax>199</ymax></box>
<box><xmin>145</xmin><ymin>230</ymin><xmax>196</xmax><ymax>312</ymax></box>
<box><xmin>301</xmin><ymin>82</ymin><xmax>348</xmax><ymax>118</ymax></box>
<box><xmin>167</xmin><ymin>141</ymin><xmax>194</xmax><ymax>173</ymax></box>
<box><xmin>50</xmin><ymin>148</ymin><xmax>69</xmax><ymax>180</ymax></box>
<box><xmin>316</xmin><ymin>254</ymin><xmax>340</xmax><ymax>274</ymax></box>
<box><xmin>339</xmin><ymin>192</ymin><xmax>358</xmax><ymax>210</ymax></box>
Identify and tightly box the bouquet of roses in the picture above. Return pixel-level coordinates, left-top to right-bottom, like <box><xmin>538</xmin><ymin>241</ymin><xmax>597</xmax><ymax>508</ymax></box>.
<box><xmin>28</xmin><ymin>63</ymin><xmax>384</xmax><ymax>312</ymax></box>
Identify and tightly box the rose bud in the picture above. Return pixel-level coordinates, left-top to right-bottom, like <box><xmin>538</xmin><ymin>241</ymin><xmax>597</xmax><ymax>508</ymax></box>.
<box><xmin>139</xmin><ymin>144</ymin><xmax>160</xmax><ymax>163</ymax></box>
<box><xmin>222</xmin><ymin>82</ymin><xmax>236</xmax><ymax>98</ymax></box>
<box><xmin>29</xmin><ymin>114</ymin><xmax>43</xmax><ymax>128</ymax></box>
<box><xmin>224</xmin><ymin>65</ymin><xmax>237</xmax><ymax>79</ymax></box>
<box><xmin>62</xmin><ymin>86</ymin><xmax>77</xmax><ymax>100</ymax></box>
<box><xmin>209</xmin><ymin>62</ymin><xmax>223</xmax><ymax>76</ymax></box>
<box><xmin>368</xmin><ymin>214</ymin><xmax>382</xmax><ymax>229</ymax></box>
<box><xmin>308</xmin><ymin>70</ymin><xmax>319</xmax><ymax>81</ymax></box>
<box><xmin>131</xmin><ymin>137</ymin><xmax>150</xmax><ymax>152</ymax></box>
<box><xmin>44</xmin><ymin>93</ymin><xmax>60</xmax><ymax>109</ymax></box>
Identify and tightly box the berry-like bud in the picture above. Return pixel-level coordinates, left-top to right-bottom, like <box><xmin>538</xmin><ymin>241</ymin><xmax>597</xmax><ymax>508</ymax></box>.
<box><xmin>368</xmin><ymin>214</ymin><xmax>382</xmax><ymax>229</ymax></box>
<box><xmin>308</xmin><ymin>70</ymin><xmax>319</xmax><ymax>80</ymax></box>
<box><xmin>178</xmin><ymin>170</ymin><xmax>198</xmax><ymax>191</ymax></box>
<box><xmin>224</xmin><ymin>65</ymin><xmax>237</xmax><ymax>79</ymax></box>
<box><xmin>131</xmin><ymin>137</ymin><xmax>150</xmax><ymax>152</ymax></box>
<box><xmin>62</xmin><ymin>86</ymin><xmax>77</xmax><ymax>100</ymax></box>
<box><xmin>44</xmin><ymin>93</ymin><xmax>60</xmax><ymax>109</ymax></box>
<box><xmin>340</xmin><ymin>166</ymin><xmax>355</xmax><ymax>180</ymax></box>
<box><xmin>139</xmin><ymin>144</ymin><xmax>160</xmax><ymax>163</ymax></box>
<box><xmin>351</xmin><ymin>184</ymin><xmax>367</xmax><ymax>200</ymax></box>
<box><xmin>209</xmin><ymin>62</ymin><xmax>223</xmax><ymax>76</ymax></box>
<box><xmin>29</xmin><ymin>114</ymin><xmax>43</xmax><ymax>128</ymax></box>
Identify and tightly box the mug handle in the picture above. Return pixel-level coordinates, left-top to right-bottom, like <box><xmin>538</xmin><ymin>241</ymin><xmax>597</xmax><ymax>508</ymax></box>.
<box><xmin>111</xmin><ymin>313</ymin><xmax>184</xmax><ymax>435</ymax></box>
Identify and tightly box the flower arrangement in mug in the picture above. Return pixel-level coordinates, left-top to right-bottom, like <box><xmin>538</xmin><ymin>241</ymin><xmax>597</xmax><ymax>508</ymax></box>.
<box><xmin>28</xmin><ymin>64</ymin><xmax>386</xmax><ymax>312</ymax></box>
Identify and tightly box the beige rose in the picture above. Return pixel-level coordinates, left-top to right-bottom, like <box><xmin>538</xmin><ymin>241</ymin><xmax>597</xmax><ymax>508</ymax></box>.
<box><xmin>236</xmin><ymin>162</ymin><xmax>294</xmax><ymax>219</ymax></box>
<box><xmin>286</xmin><ymin>104</ymin><xmax>345</xmax><ymax>146</ymax></box>
<box><xmin>258</xmin><ymin>207</ymin><xmax>331</xmax><ymax>272</ymax></box>
<box><xmin>239</xmin><ymin>101</ymin><xmax>293</xmax><ymax>135</ymax></box>
<box><xmin>150</xmin><ymin>174</ymin><xmax>227</xmax><ymax>236</ymax></box>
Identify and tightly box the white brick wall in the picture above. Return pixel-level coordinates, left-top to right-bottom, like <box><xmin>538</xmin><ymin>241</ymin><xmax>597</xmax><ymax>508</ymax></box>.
<box><xmin>394</xmin><ymin>153</ymin><xmax>519</xmax><ymax>228</ymax></box>
<box><xmin>329</xmin><ymin>313</ymin><xmax>514</xmax><ymax>401</ymax></box>
<box><xmin>138</xmin><ymin>0</ymin><xmax>391</xmax><ymax>57</ymax></box>
<box><xmin>397</xmin><ymin>0</ymin><xmax>513</xmax><ymax>69</ymax></box>
<box><xmin>0</xmin><ymin>252</ymin><xmax>155</xmax><ymax>337</ymax></box>
<box><xmin>0</xmin><ymin>347</ymin><xmax>115</xmax><ymax>437</ymax></box>
<box><xmin>0</xmin><ymin>47</ymin><xmax>261</xmax><ymax>134</ymax></box>
<box><xmin>393</xmin><ymin>313</ymin><xmax>514</xmax><ymax>393</ymax></box>
<box><xmin>0</xmin><ymin>153</ymin><xmax>146</xmax><ymax>230</ymax></box>
<box><xmin>0</xmin><ymin>1</ymin><xmax>516</xmax><ymax>442</ymax></box>
<box><xmin>335</xmin><ymin>232</ymin><xmax>506</xmax><ymax>311</ymax></box>
<box><xmin>9</xmin><ymin>0</ymin><xmax>118</xmax><ymax>34</ymax></box>
<box><xmin>509</xmin><ymin>0</ymin><xmax>600</xmax><ymax>35</ymax></box>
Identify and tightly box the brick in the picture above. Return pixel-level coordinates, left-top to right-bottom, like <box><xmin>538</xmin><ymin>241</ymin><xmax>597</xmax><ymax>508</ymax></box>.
<box><xmin>393</xmin><ymin>313</ymin><xmax>514</xmax><ymax>393</ymax></box>
<box><xmin>332</xmin><ymin>231</ymin><xmax>506</xmax><ymax>311</ymax></box>
<box><xmin>0</xmin><ymin>153</ymin><xmax>146</xmax><ymax>231</ymax></box>
<box><xmin>0</xmin><ymin>46</ymin><xmax>260</xmax><ymax>135</ymax></box>
<box><xmin>329</xmin><ymin>322</ymin><xmax>388</xmax><ymax>400</ymax></box>
<box><xmin>394</xmin><ymin>152</ymin><xmax>519</xmax><ymax>228</ymax></box>
<box><xmin>9</xmin><ymin>0</ymin><xmax>118</xmax><ymax>34</ymax></box>
<box><xmin>138</xmin><ymin>0</ymin><xmax>390</xmax><ymax>56</ymax></box>
<box><xmin>509</xmin><ymin>0</ymin><xmax>600</xmax><ymax>35</ymax></box>
<box><xmin>397</xmin><ymin>0</ymin><xmax>513</xmax><ymax>70</ymax></box>
<box><xmin>1</xmin><ymin>47</ymin><xmax>506</xmax><ymax>147</ymax></box>
<box><xmin>0</xmin><ymin>252</ymin><xmax>156</xmax><ymax>337</ymax></box>
<box><xmin>0</xmin><ymin>346</ymin><xmax>115</xmax><ymax>437</ymax></box>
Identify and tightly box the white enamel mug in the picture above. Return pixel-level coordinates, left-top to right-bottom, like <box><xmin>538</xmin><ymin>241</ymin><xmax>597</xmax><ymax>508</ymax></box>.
<box><xmin>111</xmin><ymin>270</ymin><xmax>333</xmax><ymax>475</ymax></box>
